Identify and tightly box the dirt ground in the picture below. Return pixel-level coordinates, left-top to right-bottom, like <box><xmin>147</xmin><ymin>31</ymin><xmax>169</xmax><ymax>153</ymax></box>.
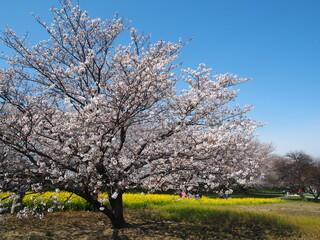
<box><xmin>1</xmin><ymin>202</ymin><xmax>318</xmax><ymax>240</ymax></box>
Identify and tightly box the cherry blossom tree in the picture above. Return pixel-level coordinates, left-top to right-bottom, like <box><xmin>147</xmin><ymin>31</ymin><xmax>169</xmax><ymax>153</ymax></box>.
<box><xmin>0</xmin><ymin>0</ymin><xmax>262</xmax><ymax>228</ymax></box>
<box><xmin>231</xmin><ymin>141</ymin><xmax>275</xmax><ymax>193</ymax></box>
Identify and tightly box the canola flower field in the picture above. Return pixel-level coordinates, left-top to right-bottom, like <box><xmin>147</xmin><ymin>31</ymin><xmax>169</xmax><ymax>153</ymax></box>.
<box><xmin>0</xmin><ymin>191</ymin><xmax>283</xmax><ymax>213</ymax></box>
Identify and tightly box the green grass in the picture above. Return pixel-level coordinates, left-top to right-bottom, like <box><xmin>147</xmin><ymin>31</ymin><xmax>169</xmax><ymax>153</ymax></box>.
<box><xmin>286</xmin><ymin>215</ymin><xmax>320</xmax><ymax>239</ymax></box>
<box><xmin>160</xmin><ymin>206</ymin><xmax>295</xmax><ymax>238</ymax></box>
<box><xmin>159</xmin><ymin>205</ymin><xmax>288</xmax><ymax>226</ymax></box>
<box><xmin>152</xmin><ymin>203</ymin><xmax>320</xmax><ymax>239</ymax></box>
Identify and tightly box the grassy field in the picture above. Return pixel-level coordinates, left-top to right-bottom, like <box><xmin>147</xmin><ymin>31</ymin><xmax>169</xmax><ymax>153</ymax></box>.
<box><xmin>0</xmin><ymin>192</ymin><xmax>320</xmax><ymax>239</ymax></box>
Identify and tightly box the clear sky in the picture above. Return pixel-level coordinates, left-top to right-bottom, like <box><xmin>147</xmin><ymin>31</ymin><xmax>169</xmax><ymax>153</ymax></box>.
<box><xmin>0</xmin><ymin>0</ymin><xmax>319</xmax><ymax>157</ymax></box>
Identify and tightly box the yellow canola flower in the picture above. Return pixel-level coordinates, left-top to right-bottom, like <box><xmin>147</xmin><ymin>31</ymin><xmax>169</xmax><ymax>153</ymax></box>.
<box><xmin>22</xmin><ymin>191</ymin><xmax>87</xmax><ymax>205</ymax></box>
<box><xmin>123</xmin><ymin>193</ymin><xmax>179</xmax><ymax>203</ymax></box>
<box><xmin>1</xmin><ymin>192</ymin><xmax>283</xmax><ymax>209</ymax></box>
<box><xmin>121</xmin><ymin>194</ymin><xmax>283</xmax><ymax>206</ymax></box>
<box><xmin>195</xmin><ymin>196</ymin><xmax>283</xmax><ymax>205</ymax></box>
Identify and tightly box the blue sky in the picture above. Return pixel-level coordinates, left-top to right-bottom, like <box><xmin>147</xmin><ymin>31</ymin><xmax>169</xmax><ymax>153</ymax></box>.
<box><xmin>0</xmin><ymin>0</ymin><xmax>319</xmax><ymax>157</ymax></box>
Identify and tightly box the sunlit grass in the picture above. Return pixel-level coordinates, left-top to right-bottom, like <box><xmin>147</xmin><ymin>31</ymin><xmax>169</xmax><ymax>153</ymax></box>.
<box><xmin>157</xmin><ymin>205</ymin><xmax>295</xmax><ymax>234</ymax></box>
<box><xmin>154</xmin><ymin>204</ymin><xmax>320</xmax><ymax>239</ymax></box>
<box><xmin>153</xmin><ymin>206</ymin><xmax>318</xmax><ymax>239</ymax></box>
<box><xmin>284</xmin><ymin>215</ymin><xmax>320</xmax><ymax>240</ymax></box>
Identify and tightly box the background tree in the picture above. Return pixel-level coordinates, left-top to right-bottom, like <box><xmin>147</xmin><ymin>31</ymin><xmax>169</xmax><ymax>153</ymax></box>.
<box><xmin>308</xmin><ymin>161</ymin><xmax>320</xmax><ymax>200</ymax></box>
<box><xmin>265</xmin><ymin>151</ymin><xmax>313</xmax><ymax>201</ymax></box>
<box><xmin>0</xmin><ymin>0</ymin><xmax>261</xmax><ymax>228</ymax></box>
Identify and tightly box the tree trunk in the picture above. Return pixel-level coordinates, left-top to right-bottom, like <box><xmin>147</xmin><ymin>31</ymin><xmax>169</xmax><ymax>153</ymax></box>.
<box><xmin>107</xmin><ymin>191</ymin><xmax>126</xmax><ymax>228</ymax></box>
<box><xmin>315</xmin><ymin>192</ymin><xmax>320</xmax><ymax>201</ymax></box>
<box><xmin>80</xmin><ymin>190</ymin><xmax>127</xmax><ymax>229</ymax></box>
<box><xmin>237</xmin><ymin>184</ymin><xmax>248</xmax><ymax>195</ymax></box>
<box><xmin>298</xmin><ymin>192</ymin><xmax>308</xmax><ymax>201</ymax></box>
<box><xmin>10</xmin><ymin>192</ymin><xmax>25</xmax><ymax>215</ymax></box>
